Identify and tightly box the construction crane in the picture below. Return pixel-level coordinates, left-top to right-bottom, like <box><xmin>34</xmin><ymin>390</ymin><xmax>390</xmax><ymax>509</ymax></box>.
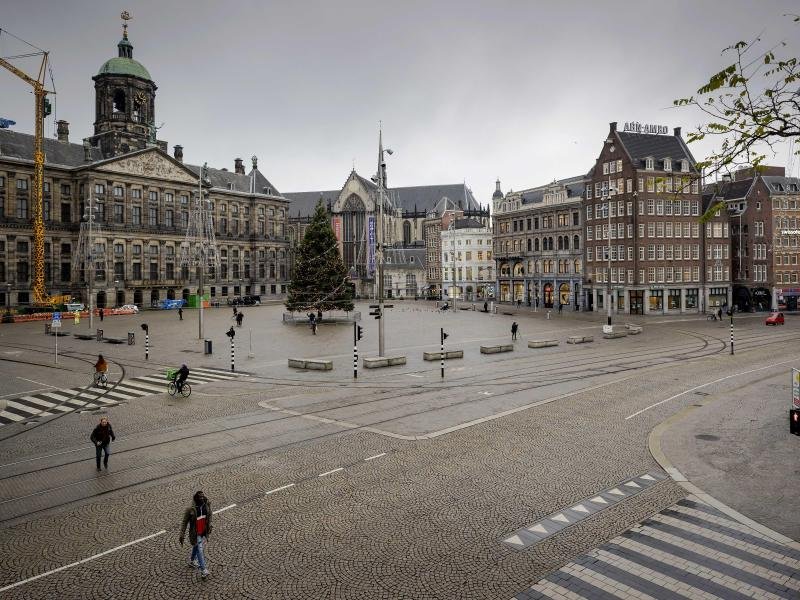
<box><xmin>0</xmin><ymin>33</ymin><xmax>54</xmax><ymax>305</ymax></box>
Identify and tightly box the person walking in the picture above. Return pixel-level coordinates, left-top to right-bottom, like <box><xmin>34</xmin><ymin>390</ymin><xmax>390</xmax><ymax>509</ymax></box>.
<box><xmin>178</xmin><ymin>307</ymin><xmax>183</xmax><ymax>321</ymax></box>
<box><xmin>179</xmin><ymin>490</ymin><xmax>212</xmax><ymax>579</ymax></box>
<box><xmin>90</xmin><ymin>416</ymin><xmax>115</xmax><ymax>471</ymax></box>
<box><xmin>236</xmin><ymin>312</ymin><xmax>244</xmax><ymax>328</ymax></box>
<box><xmin>511</xmin><ymin>321</ymin><xmax>518</xmax><ymax>341</ymax></box>
<box><xmin>717</xmin><ymin>307</ymin><xmax>723</xmax><ymax>322</ymax></box>
<box><xmin>232</xmin><ymin>305</ymin><xmax>238</xmax><ymax>318</ymax></box>
<box><xmin>483</xmin><ymin>301</ymin><xmax>488</xmax><ymax>313</ymax></box>
<box><xmin>558</xmin><ymin>302</ymin><xmax>563</xmax><ymax>315</ymax></box>
<box><xmin>99</xmin><ymin>308</ymin><xmax>104</xmax><ymax>322</ymax></box>
<box><xmin>311</xmin><ymin>320</ymin><xmax>317</xmax><ymax>335</ymax></box>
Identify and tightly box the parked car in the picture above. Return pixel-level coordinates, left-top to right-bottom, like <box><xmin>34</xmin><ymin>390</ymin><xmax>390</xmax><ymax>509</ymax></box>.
<box><xmin>120</xmin><ymin>304</ymin><xmax>140</xmax><ymax>313</ymax></box>
<box><xmin>765</xmin><ymin>311</ymin><xmax>785</xmax><ymax>325</ymax></box>
<box><xmin>65</xmin><ymin>302</ymin><xmax>85</xmax><ymax>312</ymax></box>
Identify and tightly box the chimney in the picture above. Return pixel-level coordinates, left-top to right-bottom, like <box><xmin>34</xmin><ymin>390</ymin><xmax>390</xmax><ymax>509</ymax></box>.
<box><xmin>609</xmin><ymin>122</ymin><xmax>617</xmax><ymax>133</ymax></box>
<box><xmin>234</xmin><ymin>158</ymin><xmax>245</xmax><ymax>174</ymax></box>
<box><xmin>173</xmin><ymin>145</ymin><xmax>183</xmax><ymax>163</ymax></box>
<box><xmin>83</xmin><ymin>139</ymin><xmax>91</xmax><ymax>161</ymax></box>
<box><xmin>674</xmin><ymin>126</ymin><xmax>682</xmax><ymax>137</ymax></box>
<box><xmin>56</xmin><ymin>120</ymin><xmax>69</xmax><ymax>143</ymax></box>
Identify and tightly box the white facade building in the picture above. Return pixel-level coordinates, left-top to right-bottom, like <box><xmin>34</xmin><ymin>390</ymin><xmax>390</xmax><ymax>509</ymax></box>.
<box><xmin>441</xmin><ymin>217</ymin><xmax>494</xmax><ymax>301</ymax></box>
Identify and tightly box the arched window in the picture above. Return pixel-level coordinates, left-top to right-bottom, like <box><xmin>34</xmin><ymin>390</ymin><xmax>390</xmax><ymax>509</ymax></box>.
<box><xmin>403</xmin><ymin>220</ymin><xmax>412</xmax><ymax>245</ymax></box>
<box><xmin>573</xmin><ymin>235</ymin><xmax>580</xmax><ymax>250</ymax></box>
<box><xmin>574</xmin><ymin>259</ymin><xmax>581</xmax><ymax>274</ymax></box>
<box><xmin>513</xmin><ymin>262</ymin><xmax>525</xmax><ymax>276</ymax></box>
<box><xmin>534</xmin><ymin>238</ymin><xmax>540</xmax><ymax>252</ymax></box>
<box><xmin>527</xmin><ymin>238</ymin><xmax>532</xmax><ymax>251</ymax></box>
<box><xmin>557</xmin><ymin>236</ymin><xmax>563</xmax><ymax>250</ymax></box>
<box><xmin>113</xmin><ymin>89</ymin><xmax>126</xmax><ymax>113</ymax></box>
<box><xmin>563</xmin><ymin>236</ymin><xmax>569</xmax><ymax>250</ymax></box>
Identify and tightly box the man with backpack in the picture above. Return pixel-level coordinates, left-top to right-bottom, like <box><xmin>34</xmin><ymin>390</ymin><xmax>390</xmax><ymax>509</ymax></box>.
<box><xmin>180</xmin><ymin>490</ymin><xmax>213</xmax><ymax>579</ymax></box>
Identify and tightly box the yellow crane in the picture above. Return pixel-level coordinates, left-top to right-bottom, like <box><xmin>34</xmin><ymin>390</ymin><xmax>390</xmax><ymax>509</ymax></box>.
<box><xmin>0</xmin><ymin>39</ymin><xmax>55</xmax><ymax>305</ymax></box>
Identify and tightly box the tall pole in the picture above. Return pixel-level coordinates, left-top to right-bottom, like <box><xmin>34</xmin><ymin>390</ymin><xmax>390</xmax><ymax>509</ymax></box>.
<box><xmin>353</xmin><ymin>322</ymin><xmax>358</xmax><ymax>379</ymax></box>
<box><xmin>451</xmin><ymin>220</ymin><xmax>457</xmax><ymax>311</ymax></box>
<box><xmin>88</xmin><ymin>194</ymin><xmax>94</xmax><ymax>331</ymax></box>
<box><xmin>730</xmin><ymin>312</ymin><xmax>734</xmax><ymax>355</ymax></box>
<box><xmin>606</xmin><ymin>176</ymin><xmax>613</xmax><ymax>326</ymax></box>
<box><xmin>198</xmin><ymin>174</ymin><xmax>205</xmax><ymax>340</ymax></box>
<box><xmin>377</xmin><ymin>130</ymin><xmax>386</xmax><ymax>357</ymax></box>
<box><xmin>440</xmin><ymin>327</ymin><xmax>445</xmax><ymax>378</ymax></box>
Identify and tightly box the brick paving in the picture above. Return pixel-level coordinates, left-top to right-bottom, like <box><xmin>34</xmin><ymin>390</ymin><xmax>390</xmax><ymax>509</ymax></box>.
<box><xmin>0</xmin><ymin>310</ymin><xmax>797</xmax><ymax>598</ymax></box>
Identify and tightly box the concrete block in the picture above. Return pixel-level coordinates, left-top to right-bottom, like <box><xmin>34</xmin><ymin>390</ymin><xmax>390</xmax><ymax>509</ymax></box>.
<box><xmin>567</xmin><ymin>335</ymin><xmax>594</xmax><ymax>344</ymax></box>
<box><xmin>480</xmin><ymin>344</ymin><xmax>514</xmax><ymax>354</ymax></box>
<box><xmin>387</xmin><ymin>356</ymin><xmax>407</xmax><ymax>366</ymax></box>
<box><xmin>288</xmin><ymin>358</ymin><xmax>307</xmax><ymax>369</ymax></box>
<box><xmin>625</xmin><ymin>324</ymin><xmax>643</xmax><ymax>334</ymax></box>
<box><xmin>603</xmin><ymin>331</ymin><xmax>628</xmax><ymax>339</ymax></box>
<box><xmin>528</xmin><ymin>339</ymin><xmax>559</xmax><ymax>348</ymax></box>
<box><xmin>423</xmin><ymin>350</ymin><xmax>464</xmax><ymax>361</ymax></box>
<box><xmin>305</xmin><ymin>359</ymin><xmax>333</xmax><ymax>370</ymax></box>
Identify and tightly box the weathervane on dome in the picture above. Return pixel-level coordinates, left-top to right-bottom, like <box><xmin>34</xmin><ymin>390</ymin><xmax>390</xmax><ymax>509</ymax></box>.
<box><xmin>121</xmin><ymin>11</ymin><xmax>132</xmax><ymax>38</ymax></box>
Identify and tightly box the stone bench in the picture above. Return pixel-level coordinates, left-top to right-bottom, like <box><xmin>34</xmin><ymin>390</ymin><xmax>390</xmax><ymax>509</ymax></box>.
<box><xmin>423</xmin><ymin>350</ymin><xmax>464</xmax><ymax>361</ymax></box>
<box><xmin>363</xmin><ymin>356</ymin><xmax>407</xmax><ymax>369</ymax></box>
<box><xmin>528</xmin><ymin>339</ymin><xmax>559</xmax><ymax>348</ymax></box>
<box><xmin>602</xmin><ymin>331</ymin><xmax>628</xmax><ymax>339</ymax></box>
<box><xmin>73</xmin><ymin>333</ymin><xmax>95</xmax><ymax>340</ymax></box>
<box><xmin>480</xmin><ymin>344</ymin><xmax>514</xmax><ymax>354</ymax></box>
<box><xmin>566</xmin><ymin>335</ymin><xmax>594</xmax><ymax>344</ymax></box>
<box><xmin>625</xmin><ymin>324</ymin><xmax>643</xmax><ymax>335</ymax></box>
<box><xmin>288</xmin><ymin>358</ymin><xmax>333</xmax><ymax>370</ymax></box>
<box><xmin>104</xmin><ymin>337</ymin><xmax>127</xmax><ymax>344</ymax></box>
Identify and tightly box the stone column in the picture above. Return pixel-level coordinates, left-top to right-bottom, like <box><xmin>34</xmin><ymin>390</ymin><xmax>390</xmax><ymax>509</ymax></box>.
<box><xmin>681</xmin><ymin>288</ymin><xmax>687</xmax><ymax>314</ymax></box>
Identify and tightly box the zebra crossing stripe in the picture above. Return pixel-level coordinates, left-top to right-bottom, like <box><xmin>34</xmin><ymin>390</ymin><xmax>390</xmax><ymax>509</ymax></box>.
<box><xmin>516</xmin><ymin>494</ymin><xmax>800</xmax><ymax>600</ymax></box>
<box><xmin>0</xmin><ymin>368</ymin><xmax>244</xmax><ymax>425</ymax></box>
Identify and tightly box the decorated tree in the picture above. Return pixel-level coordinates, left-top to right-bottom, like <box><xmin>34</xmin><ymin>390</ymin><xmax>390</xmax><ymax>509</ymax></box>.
<box><xmin>285</xmin><ymin>200</ymin><xmax>354</xmax><ymax>313</ymax></box>
<box><xmin>674</xmin><ymin>14</ymin><xmax>799</xmax><ymax>178</ymax></box>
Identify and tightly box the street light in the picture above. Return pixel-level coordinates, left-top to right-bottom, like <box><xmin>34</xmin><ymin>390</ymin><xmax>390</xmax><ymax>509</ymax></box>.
<box><xmin>5</xmin><ymin>282</ymin><xmax>10</xmax><ymax>313</ymax></box>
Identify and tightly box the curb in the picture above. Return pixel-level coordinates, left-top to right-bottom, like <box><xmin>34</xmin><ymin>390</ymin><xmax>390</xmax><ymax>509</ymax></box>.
<box><xmin>648</xmin><ymin>402</ymin><xmax>800</xmax><ymax>551</ymax></box>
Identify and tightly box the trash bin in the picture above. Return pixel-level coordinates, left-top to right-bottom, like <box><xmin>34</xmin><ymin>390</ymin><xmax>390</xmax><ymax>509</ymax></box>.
<box><xmin>45</xmin><ymin>323</ymin><xmax>52</xmax><ymax>335</ymax></box>
<box><xmin>204</xmin><ymin>339</ymin><xmax>212</xmax><ymax>355</ymax></box>
<box><xmin>128</xmin><ymin>332</ymin><xmax>135</xmax><ymax>345</ymax></box>
<box><xmin>96</xmin><ymin>329</ymin><xmax>103</xmax><ymax>341</ymax></box>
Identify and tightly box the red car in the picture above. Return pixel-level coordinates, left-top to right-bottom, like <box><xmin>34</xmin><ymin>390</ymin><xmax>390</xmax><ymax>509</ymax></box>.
<box><xmin>765</xmin><ymin>312</ymin><xmax>785</xmax><ymax>325</ymax></box>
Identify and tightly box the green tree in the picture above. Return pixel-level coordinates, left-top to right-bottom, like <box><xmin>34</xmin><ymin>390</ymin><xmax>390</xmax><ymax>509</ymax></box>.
<box><xmin>285</xmin><ymin>200</ymin><xmax>354</xmax><ymax>313</ymax></box>
<box><xmin>674</xmin><ymin>14</ymin><xmax>800</xmax><ymax>178</ymax></box>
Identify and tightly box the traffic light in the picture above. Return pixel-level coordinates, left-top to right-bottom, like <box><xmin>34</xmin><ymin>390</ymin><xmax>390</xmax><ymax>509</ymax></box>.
<box><xmin>442</xmin><ymin>331</ymin><xmax>449</xmax><ymax>341</ymax></box>
<box><xmin>357</xmin><ymin>325</ymin><xmax>363</xmax><ymax>341</ymax></box>
<box><xmin>369</xmin><ymin>304</ymin><xmax>381</xmax><ymax>319</ymax></box>
<box><xmin>791</xmin><ymin>409</ymin><xmax>800</xmax><ymax>436</ymax></box>
<box><xmin>140</xmin><ymin>323</ymin><xmax>149</xmax><ymax>333</ymax></box>
<box><xmin>226</xmin><ymin>326</ymin><xmax>236</xmax><ymax>338</ymax></box>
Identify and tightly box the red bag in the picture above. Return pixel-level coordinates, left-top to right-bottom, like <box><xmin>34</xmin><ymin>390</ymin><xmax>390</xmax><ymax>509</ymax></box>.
<box><xmin>195</xmin><ymin>514</ymin><xmax>207</xmax><ymax>536</ymax></box>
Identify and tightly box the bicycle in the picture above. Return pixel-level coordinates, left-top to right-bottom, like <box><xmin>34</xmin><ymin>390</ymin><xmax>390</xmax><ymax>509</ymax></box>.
<box><xmin>706</xmin><ymin>313</ymin><xmax>718</xmax><ymax>321</ymax></box>
<box><xmin>93</xmin><ymin>371</ymin><xmax>109</xmax><ymax>387</ymax></box>
<box><xmin>167</xmin><ymin>379</ymin><xmax>191</xmax><ymax>398</ymax></box>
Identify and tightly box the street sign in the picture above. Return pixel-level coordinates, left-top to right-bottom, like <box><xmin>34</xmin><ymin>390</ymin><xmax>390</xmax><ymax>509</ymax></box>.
<box><xmin>792</xmin><ymin>369</ymin><xmax>800</xmax><ymax>409</ymax></box>
<box><xmin>52</xmin><ymin>311</ymin><xmax>61</xmax><ymax>321</ymax></box>
<box><xmin>51</xmin><ymin>320</ymin><xmax>62</xmax><ymax>328</ymax></box>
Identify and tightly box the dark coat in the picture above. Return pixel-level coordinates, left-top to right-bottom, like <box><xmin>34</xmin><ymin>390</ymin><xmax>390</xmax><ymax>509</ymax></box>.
<box><xmin>90</xmin><ymin>423</ymin><xmax>115</xmax><ymax>447</ymax></box>
<box><xmin>180</xmin><ymin>501</ymin><xmax>213</xmax><ymax>546</ymax></box>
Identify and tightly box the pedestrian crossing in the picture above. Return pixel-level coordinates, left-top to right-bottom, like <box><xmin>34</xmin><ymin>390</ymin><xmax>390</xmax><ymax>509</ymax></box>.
<box><xmin>0</xmin><ymin>367</ymin><xmax>239</xmax><ymax>426</ymax></box>
<box><xmin>514</xmin><ymin>495</ymin><xmax>800</xmax><ymax>600</ymax></box>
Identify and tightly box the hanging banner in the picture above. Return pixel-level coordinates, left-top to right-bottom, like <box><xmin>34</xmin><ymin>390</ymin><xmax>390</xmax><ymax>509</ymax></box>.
<box><xmin>367</xmin><ymin>216</ymin><xmax>376</xmax><ymax>277</ymax></box>
<box><xmin>332</xmin><ymin>216</ymin><xmax>343</xmax><ymax>255</ymax></box>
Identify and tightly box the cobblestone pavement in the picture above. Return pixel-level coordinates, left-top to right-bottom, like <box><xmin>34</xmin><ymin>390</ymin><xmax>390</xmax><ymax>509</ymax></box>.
<box><xmin>0</xmin><ymin>308</ymin><xmax>797</xmax><ymax>598</ymax></box>
<box><xmin>516</xmin><ymin>496</ymin><xmax>800</xmax><ymax>600</ymax></box>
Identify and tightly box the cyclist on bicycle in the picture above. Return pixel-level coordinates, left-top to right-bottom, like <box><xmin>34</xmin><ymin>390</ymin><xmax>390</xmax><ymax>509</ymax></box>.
<box><xmin>175</xmin><ymin>364</ymin><xmax>190</xmax><ymax>393</ymax></box>
<box><xmin>94</xmin><ymin>354</ymin><xmax>108</xmax><ymax>386</ymax></box>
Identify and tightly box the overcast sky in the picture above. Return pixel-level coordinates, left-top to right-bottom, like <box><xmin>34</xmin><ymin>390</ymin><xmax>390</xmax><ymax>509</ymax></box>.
<box><xmin>2</xmin><ymin>0</ymin><xmax>798</xmax><ymax>204</ymax></box>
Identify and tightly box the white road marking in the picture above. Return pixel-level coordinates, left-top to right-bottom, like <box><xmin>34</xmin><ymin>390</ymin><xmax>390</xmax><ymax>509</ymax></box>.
<box><xmin>0</xmin><ymin>529</ymin><xmax>166</xmax><ymax>593</ymax></box>
<box><xmin>364</xmin><ymin>453</ymin><xmax>386</xmax><ymax>461</ymax></box>
<box><xmin>318</xmin><ymin>467</ymin><xmax>344</xmax><ymax>477</ymax></box>
<box><xmin>0</xmin><ymin>388</ymin><xmax>51</xmax><ymax>398</ymax></box>
<box><xmin>625</xmin><ymin>358</ymin><xmax>800</xmax><ymax>419</ymax></box>
<box><xmin>16</xmin><ymin>377</ymin><xmax>59</xmax><ymax>389</ymax></box>
<box><xmin>406</xmin><ymin>373</ymin><xmax>424</xmax><ymax>378</ymax></box>
<box><xmin>216</xmin><ymin>503</ymin><xmax>236</xmax><ymax>513</ymax></box>
<box><xmin>264</xmin><ymin>483</ymin><xmax>295</xmax><ymax>496</ymax></box>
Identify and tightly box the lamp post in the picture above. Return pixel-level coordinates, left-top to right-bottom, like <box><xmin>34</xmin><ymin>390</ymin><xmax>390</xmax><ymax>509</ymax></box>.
<box><xmin>85</xmin><ymin>196</ymin><xmax>99</xmax><ymax>330</ymax></box>
<box><xmin>605</xmin><ymin>176</ymin><xmax>616</xmax><ymax>327</ymax></box>
<box><xmin>375</xmin><ymin>130</ymin><xmax>392</xmax><ymax>357</ymax></box>
<box><xmin>5</xmin><ymin>282</ymin><xmax>10</xmax><ymax>313</ymax></box>
<box><xmin>449</xmin><ymin>218</ymin><xmax>457</xmax><ymax>311</ymax></box>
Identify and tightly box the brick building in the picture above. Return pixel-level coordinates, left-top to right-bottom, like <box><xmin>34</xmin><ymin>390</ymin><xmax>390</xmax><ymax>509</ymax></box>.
<box><xmin>584</xmin><ymin>122</ymin><xmax>730</xmax><ymax>315</ymax></box>
<box><xmin>709</xmin><ymin>166</ymin><xmax>800</xmax><ymax>311</ymax></box>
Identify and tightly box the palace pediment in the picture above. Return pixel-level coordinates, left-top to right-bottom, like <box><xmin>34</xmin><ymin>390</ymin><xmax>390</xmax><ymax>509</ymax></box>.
<box><xmin>95</xmin><ymin>149</ymin><xmax>197</xmax><ymax>184</ymax></box>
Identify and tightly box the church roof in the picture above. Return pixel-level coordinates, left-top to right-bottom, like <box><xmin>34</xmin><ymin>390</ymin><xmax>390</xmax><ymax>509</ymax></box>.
<box><xmin>283</xmin><ymin>190</ymin><xmax>340</xmax><ymax>218</ymax></box>
<box><xmin>97</xmin><ymin>56</ymin><xmax>152</xmax><ymax>81</ymax></box>
<box><xmin>0</xmin><ymin>129</ymin><xmax>103</xmax><ymax>167</ymax></box>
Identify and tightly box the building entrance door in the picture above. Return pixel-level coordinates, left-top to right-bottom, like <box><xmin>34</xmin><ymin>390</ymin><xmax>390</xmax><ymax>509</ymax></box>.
<box><xmin>543</xmin><ymin>283</ymin><xmax>554</xmax><ymax>308</ymax></box>
<box><xmin>630</xmin><ymin>290</ymin><xmax>644</xmax><ymax>315</ymax></box>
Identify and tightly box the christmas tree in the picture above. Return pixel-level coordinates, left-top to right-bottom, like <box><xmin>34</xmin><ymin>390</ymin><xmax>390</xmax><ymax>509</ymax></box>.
<box><xmin>286</xmin><ymin>200</ymin><xmax>354</xmax><ymax>312</ymax></box>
